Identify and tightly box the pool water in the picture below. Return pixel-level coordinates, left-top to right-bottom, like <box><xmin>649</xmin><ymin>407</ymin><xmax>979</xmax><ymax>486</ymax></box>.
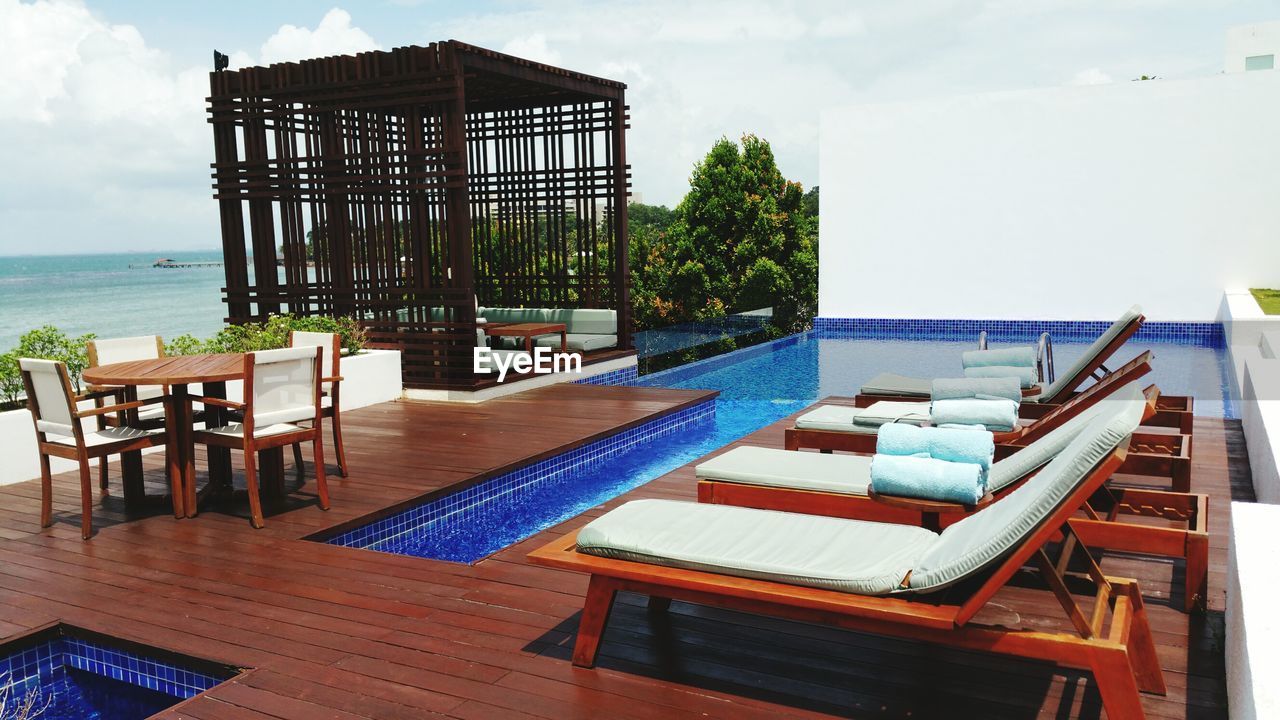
<box><xmin>11</xmin><ymin>667</ymin><xmax>178</xmax><ymax>720</ymax></box>
<box><xmin>335</xmin><ymin>332</ymin><xmax>1229</xmax><ymax>563</ymax></box>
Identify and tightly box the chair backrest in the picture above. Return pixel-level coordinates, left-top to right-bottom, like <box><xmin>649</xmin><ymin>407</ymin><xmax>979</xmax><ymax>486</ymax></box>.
<box><xmin>246</xmin><ymin>347</ymin><xmax>321</xmax><ymax>427</ymax></box>
<box><xmin>19</xmin><ymin>358</ymin><xmax>77</xmax><ymax>437</ymax></box>
<box><xmin>88</xmin><ymin>335</ymin><xmax>163</xmax><ymax>367</ymax></box>
<box><xmin>290</xmin><ymin>331</ymin><xmax>340</xmax><ymax>379</ymax></box>
<box><xmin>1039</xmin><ymin>305</ymin><xmax>1144</xmax><ymax>402</ymax></box>
<box><xmin>988</xmin><ymin>380</ymin><xmax>1151</xmax><ymax>492</ymax></box>
<box><xmin>906</xmin><ymin>382</ymin><xmax>1146</xmax><ymax>594</ymax></box>
<box><xmin>1016</xmin><ymin>350</ymin><xmax>1153</xmax><ymax>446</ymax></box>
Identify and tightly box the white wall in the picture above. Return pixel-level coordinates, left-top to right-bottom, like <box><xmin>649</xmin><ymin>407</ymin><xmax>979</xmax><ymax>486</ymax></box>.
<box><xmin>819</xmin><ymin>70</ymin><xmax>1280</xmax><ymax>321</ymax></box>
<box><xmin>1226</xmin><ymin>21</ymin><xmax>1280</xmax><ymax>73</ymax></box>
<box><xmin>1228</xmin><ymin>502</ymin><xmax>1280</xmax><ymax>720</ymax></box>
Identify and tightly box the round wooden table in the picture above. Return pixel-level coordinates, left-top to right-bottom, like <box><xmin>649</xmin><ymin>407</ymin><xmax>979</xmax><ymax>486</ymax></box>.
<box><xmin>84</xmin><ymin>354</ymin><xmax>246</xmax><ymax>518</ymax></box>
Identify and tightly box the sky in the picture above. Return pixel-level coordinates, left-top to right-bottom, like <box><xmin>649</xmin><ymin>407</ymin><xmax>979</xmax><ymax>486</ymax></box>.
<box><xmin>0</xmin><ymin>0</ymin><xmax>1275</xmax><ymax>255</ymax></box>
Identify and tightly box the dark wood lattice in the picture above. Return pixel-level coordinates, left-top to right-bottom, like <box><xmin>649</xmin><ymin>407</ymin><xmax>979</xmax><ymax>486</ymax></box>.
<box><xmin>208</xmin><ymin>41</ymin><xmax>631</xmax><ymax>389</ymax></box>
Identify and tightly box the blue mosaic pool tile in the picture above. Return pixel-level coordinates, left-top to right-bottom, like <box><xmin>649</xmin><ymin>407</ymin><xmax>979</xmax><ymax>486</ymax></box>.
<box><xmin>0</xmin><ymin>633</ymin><xmax>229</xmax><ymax>700</ymax></box>
<box><xmin>573</xmin><ymin>365</ymin><xmax>639</xmax><ymax>386</ymax></box>
<box><xmin>326</xmin><ymin>398</ymin><xmax>716</xmax><ymax>553</ymax></box>
<box><xmin>812</xmin><ymin>317</ymin><xmax>1224</xmax><ymax>348</ymax></box>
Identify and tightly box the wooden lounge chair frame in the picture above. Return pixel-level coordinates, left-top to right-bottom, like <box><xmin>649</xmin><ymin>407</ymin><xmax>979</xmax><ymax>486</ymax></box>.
<box><xmin>22</xmin><ymin>360</ymin><xmax>175</xmax><ymax>539</ymax></box>
<box><xmin>191</xmin><ymin>349</ymin><xmax>331</xmax><ymax>529</ymax></box>
<box><xmin>789</xmin><ymin>353</ymin><xmax>1192</xmax><ymax>491</ymax></box>
<box><xmin>530</xmin><ymin>444</ymin><xmax>1167</xmax><ymax>719</ymax></box>
<box><xmin>708</xmin><ymin>387</ymin><xmax>1207</xmax><ymax>611</ymax></box>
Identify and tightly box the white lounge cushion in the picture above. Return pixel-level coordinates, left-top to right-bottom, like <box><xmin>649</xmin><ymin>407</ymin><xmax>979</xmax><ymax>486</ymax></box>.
<box><xmin>201</xmin><ymin>422</ymin><xmax>305</xmax><ymax>439</ymax></box>
<box><xmin>577</xmin><ymin>499</ymin><xmax>936</xmax><ymax>595</ymax></box>
<box><xmin>696</xmin><ymin>446</ymin><xmax>872</xmax><ymax>495</ymax></box>
<box><xmin>534</xmin><ymin>333</ymin><xmax>618</xmax><ymax>352</ymax></box>
<box><xmin>859</xmin><ymin>372</ymin><xmax>934</xmax><ymax>397</ymax></box>
<box><xmin>909</xmin><ymin>383</ymin><xmax>1146</xmax><ymax>591</ymax></box>
<box><xmin>48</xmin><ymin>426</ymin><xmax>164</xmax><ymax>448</ymax></box>
<box><xmin>794</xmin><ymin>403</ymin><xmax>929</xmax><ymax>432</ymax></box>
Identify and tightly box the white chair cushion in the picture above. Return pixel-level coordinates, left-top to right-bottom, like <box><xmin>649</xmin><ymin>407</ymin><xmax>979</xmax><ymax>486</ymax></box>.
<box><xmin>793</xmin><ymin>405</ymin><xmax>875</xmax><ymax>433</ymax></box>
<box><xmin>578</xmin><ymin>499</ymin><xmax>936</xmax><ymax>595</ymax></box>
<box><xmin>696</xmin><ymin>446</ymin><xmax>872</xmax><ymax>495</ymax></box>
<box><xmin>49</xmin><ymin>426</ymin><xmax>164</xmax><ymax>448</ymax></box>
<box><xmin>202</xmin><ymin>422</ymin><xmax>304</xmax><ymax>439</ymax></box>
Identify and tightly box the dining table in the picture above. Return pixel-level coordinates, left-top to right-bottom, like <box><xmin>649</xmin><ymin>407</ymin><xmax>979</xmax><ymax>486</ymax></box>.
<box><xmin>81</xmin><ymin>353</ymin><xmax>289</xmax><ymax>518</ymax></box>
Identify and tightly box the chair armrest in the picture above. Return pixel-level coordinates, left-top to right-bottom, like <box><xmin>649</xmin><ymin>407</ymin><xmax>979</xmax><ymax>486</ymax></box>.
<box><xmin>193</xmin><ymin>396</ymin><xmax>245</xmax><ymax>410</ymax></box>
<box><xmin>75</xmin><ymin>388</ymin><xmax>123</xmax><ymax>403</ymax></box>
<box><xmin>75</xmin><ymin>395</ymin><xmax>165</xmax><ymax>418</ymax></box>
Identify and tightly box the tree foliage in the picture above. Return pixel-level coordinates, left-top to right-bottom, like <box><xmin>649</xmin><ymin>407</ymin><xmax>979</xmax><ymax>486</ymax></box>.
<box><xmin>629</xmin><ymin>134</ymin><xmax>818</xmax><ymax>334</ymax></box>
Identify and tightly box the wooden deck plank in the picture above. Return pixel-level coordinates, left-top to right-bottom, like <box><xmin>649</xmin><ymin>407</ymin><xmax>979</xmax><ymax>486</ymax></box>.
<box><xmin>0</xmin><ymin>382</ymin><xmax>1243</xmax><ymax>718</ymax></box>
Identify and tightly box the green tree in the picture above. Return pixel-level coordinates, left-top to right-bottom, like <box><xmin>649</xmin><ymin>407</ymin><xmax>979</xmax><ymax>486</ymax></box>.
<box><xmin>802</xmin><ymin>185</ymin><xmax>819</xmax><ymax>220</ymax></box>
<box><xmin>628</xmin><ymin>203</ymin><xmax>675</xmax><ymax>234</ymax></box>
<box><xmin>630</xmin><ymin>134</ymin><xmax>818</xmax><ymax>333</ymax></box>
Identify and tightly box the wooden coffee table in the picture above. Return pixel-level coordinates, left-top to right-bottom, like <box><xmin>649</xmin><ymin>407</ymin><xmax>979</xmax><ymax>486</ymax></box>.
<box><xmin>486</xmin><ymin>322</ymin><xmax>568</xmax><ymax>353</ymax></box>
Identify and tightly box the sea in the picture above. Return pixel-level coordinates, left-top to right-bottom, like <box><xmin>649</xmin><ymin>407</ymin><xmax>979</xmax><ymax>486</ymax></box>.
<box><xmin>0</xmin><ymin>251</ymin><xmax>233</xmax><ymax>351</ymax></box>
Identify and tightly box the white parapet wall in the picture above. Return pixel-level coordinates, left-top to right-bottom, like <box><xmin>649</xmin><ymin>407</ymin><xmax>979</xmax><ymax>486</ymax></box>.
<box><xmin>1228</xmin><ymin>502</ymin><xmax>1280</xmax><ymax>720</ymax></box>
<box><xmin>819</xmin><ymin>70</ymin><xmax>1280</xmax><ymax>322</ymax></box>
<box><xmin>0</xmin><ymin>349</ymin><xmax>402</xmax><ymax>487</ymax></box>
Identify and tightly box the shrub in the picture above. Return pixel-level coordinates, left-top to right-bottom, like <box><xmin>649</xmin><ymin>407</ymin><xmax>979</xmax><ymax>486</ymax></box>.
<box><xmin>164</xmin><ymin>334</ymin><xmax>207</xmax><ymax>356</ymax></box>
<box><xmin>14</xmin><ymin>325</ymin><xmax>94</xmax><ymax>391</ymax></box>
<box><xmin>0</xmin><ymin>352</ymin><xmax>22</xmax><ymax>407</ymax></box>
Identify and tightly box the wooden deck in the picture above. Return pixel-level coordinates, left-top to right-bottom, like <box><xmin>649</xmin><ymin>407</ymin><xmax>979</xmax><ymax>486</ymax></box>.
<box><xmin>0</xmin><ymin>384</ymin><xmax>1247</xmax><ymax>719</ymax></box>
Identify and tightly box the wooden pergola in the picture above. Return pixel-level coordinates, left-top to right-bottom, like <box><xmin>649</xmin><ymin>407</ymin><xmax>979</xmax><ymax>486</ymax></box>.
<box><xmin>207</xmin><ymin>41</ymin><xmax>631</xmax><ymax>390</ymax></box>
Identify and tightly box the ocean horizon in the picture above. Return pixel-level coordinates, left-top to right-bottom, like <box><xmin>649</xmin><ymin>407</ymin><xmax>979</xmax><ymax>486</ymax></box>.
<box><xmin>0</xmin><ymin>250</ymin><xmax>234</xmax><ymax>350</ymax></box>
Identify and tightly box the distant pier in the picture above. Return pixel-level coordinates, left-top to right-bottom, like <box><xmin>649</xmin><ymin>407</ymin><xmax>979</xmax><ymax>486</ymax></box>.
<box><xmin>130</xmin><ymin>258</ymin><xmax>225</xmax><ymax>269</ymax></box>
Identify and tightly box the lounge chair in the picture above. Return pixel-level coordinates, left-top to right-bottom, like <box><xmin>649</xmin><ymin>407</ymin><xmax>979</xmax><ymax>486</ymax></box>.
<box><xmin>856</xmin><ymin>306</ymin><xmax>1196</xmax><ymax>434</ymax></box>
<box><xmin>858</xmin><ymin>305</ymin><xmax>1144</xmax><ymax>404</ymax></box>
<box><xmin>529</xmin><ymin>396</ymin><xmax>1165</xmax><ymax>718</ymax></box>
<box><xmin>789</xmin><ymin>353</ymin><xmax>1192</xmax><ymax>491</ymax></box>
<box><xmin>700</xmin><ymin>383</ymin><xmax>1207</xmax><ymax>611</ymax></box>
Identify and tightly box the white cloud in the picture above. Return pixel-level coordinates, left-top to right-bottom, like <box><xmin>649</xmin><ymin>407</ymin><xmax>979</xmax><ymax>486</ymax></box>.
<box><xmin>1070</xmin><ymin>67</ymin><xmax>1114</xmax><ymax>85</ymax></box>
<box><xmin>256</xmin><ymin>8</ymin><xmax>380</xmax><ymax>66</ymax></box>
<box><xmin>0</xmin><ymin>3</ymin><xmax>382</xmax><ymax>255</ymax></box>
<box><xmin>501</xmin><ymin>34</ymin><xmax>562</xmax><ymax>66</ymax></box>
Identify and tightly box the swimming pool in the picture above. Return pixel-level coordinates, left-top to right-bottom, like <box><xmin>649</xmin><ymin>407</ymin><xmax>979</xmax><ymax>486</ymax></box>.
<box><xmin>0</xmin><ymin>627</ymin><xmax>236</xmax><ymax>720</ymax></box>
<box><xmin>327</xmin><ymin>331</ymin><xmax>1230</xmax><ymax>563</ymax></box>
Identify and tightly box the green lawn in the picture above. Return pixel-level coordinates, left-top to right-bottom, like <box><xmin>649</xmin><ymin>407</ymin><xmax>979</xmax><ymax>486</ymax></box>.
<box><xmin>1250</xmin><ymin>288</ymin><xmax>1280</xmax><ymax>315</ymax></box>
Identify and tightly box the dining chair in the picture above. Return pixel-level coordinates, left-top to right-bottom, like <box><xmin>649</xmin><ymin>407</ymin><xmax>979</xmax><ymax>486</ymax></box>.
<box><xmin>20</xmin><ymin>358</ymin><xmax>173</xmax><ymax>539</ymax></box>
<box><xmin>192</xmin><ymin>347</ymin><xmax>331</xmax><ymax>528</ymax></box>
<box><xmin>288</xmin><ymin>331</ymin><xmax>348</xmax><ymax>477</ymax></box>
<box><xmin>86</xmin><ymin>335</ymin><xmax>168</xmax><ymax>490</ymax></box>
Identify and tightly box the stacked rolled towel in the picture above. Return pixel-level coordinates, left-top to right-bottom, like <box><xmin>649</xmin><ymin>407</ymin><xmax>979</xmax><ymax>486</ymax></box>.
<box><xmin>931</xmin><ymin>376</ymin><xmax>1023</xmax><ymax>404</ymax></box>
<box><xmin>870</xmin><ymin>424</ymin><xmax>993</xmax><ymax>504</ymax></box>
<box><xmin>930</xmin><ymin>398</ymin><xmax>1020</xmax><ymax>432</ymax></box>
<box><xmin>963</xmin><ymin>365</ymin><xmax>1036</xmax><ymax>388</ymax></box>
<box><xmin>869</xmin><ymin>455</ymin><xmax>986</xmax><ymax>504</ymax></box>
<box><xmin>875</xmin><ymin>423</ymin><xmax>994</xmax><ymax>482</ymax></box>
<box><xmin>961</xmin><ymin>345</ymin><xmax>1038</xmax><ymax>389</ymax></box>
